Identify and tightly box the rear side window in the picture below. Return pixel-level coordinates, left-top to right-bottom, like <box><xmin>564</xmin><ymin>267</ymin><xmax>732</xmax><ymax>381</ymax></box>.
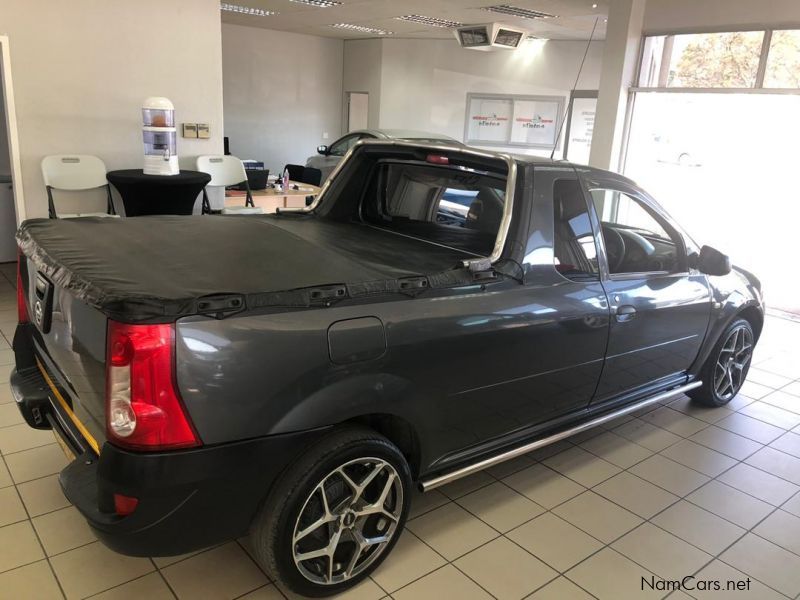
<box><xmin>553</xmin><ymin>179</ymin><xmax>599</xmax><ymax>280</ymax></box>
<box><xmin>362</xmin><ymin>162</ymin><xmax>506</xmax><ymax>257</ymax></box>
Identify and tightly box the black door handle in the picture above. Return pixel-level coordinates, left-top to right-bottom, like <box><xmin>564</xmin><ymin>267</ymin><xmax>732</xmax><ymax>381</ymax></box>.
<box><xmin>616</xmin><ymin>305</ymin><xmax>636</xmax><ymax>322</ymax></box>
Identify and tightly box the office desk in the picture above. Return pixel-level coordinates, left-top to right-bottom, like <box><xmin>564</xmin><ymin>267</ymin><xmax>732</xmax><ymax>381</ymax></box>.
<box><xmin>224</xmin><ymin>182</ymin><xmax>321</xmax><ymax>214</ymax></box>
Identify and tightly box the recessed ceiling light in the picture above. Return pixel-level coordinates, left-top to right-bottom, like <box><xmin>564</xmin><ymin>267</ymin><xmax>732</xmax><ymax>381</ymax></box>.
<box><xmin>396</xmin><ymin>15</ymin><xmax>463</xmax><ymax>28</ymax></box>
<box><xmin>592</xmin><ymin>3</ymin><xmax>598</xmax><ymax>7</ymax></box>
<box><xmin>220</xmin><ymin>3</ymin><xmax>278</xmax><ymax>16</ymax></box>
<box><xmin>290</xmin><ymin>0</ymin><xmax>342</xmax><ymax>7</ymax></box>
<box><xmin>481</xmin><ymin>5</ymin><xmax>557</xmax><ymax>19</ymax></box>
<box><xmin>331</xmin><ymin>23</ymin><xmax>394</xmax><ymax>35</ymax></box>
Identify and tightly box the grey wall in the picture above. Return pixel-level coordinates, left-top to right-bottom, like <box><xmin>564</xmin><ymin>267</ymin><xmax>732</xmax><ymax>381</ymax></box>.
<box><xmin>222</xmin><ymin>23</ymin><xmax>344</xmax><ymax>174</ymax></box>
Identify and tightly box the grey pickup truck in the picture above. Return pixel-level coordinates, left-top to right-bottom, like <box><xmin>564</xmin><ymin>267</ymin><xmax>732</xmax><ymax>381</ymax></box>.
<box><xmin>12</xmin><ymin>141</ymin><xmax>763</xmax><ymax>596</ymax></box>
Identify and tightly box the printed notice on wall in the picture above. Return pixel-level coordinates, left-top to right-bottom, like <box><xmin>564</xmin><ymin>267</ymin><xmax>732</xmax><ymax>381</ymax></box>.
<box><xmin>566</xmin><ymin>97</ymin><xmax>597</xmax><ymax>165</ymax></box>
<box><xmin>465</xmin><ymin>94</ymin><xmax>565</xmax><ymax>149</ymax></box>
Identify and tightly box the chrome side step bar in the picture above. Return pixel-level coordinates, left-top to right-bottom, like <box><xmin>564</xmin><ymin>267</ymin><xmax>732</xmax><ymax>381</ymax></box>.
<box><xmin>419</xmin><ymin>380</ymin><xmax>702</xmax><ymax>491</ymax></box>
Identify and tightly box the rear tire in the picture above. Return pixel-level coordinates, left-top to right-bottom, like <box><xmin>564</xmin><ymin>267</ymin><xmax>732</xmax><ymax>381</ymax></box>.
<box><xmin>251</xmin><ymin>426</ymin><xmax>411</xmax><ymax>597</ymax></box>
<box><xmin>689</xmin><ymin>318</ymin><xmax>754</xmax><ymax>407</ymax></box>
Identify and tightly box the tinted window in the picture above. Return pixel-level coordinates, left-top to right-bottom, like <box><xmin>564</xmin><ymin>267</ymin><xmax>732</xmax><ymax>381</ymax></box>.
<box><xmin>553</xmin><ymin>180</ymin><xmax>599</xmax><ymax>280</ymax></box>
<box><xmin>590</xmin><ymin>189</ymin><xmax>682</xmax><ymax>274</ymax></box>
<box><xmin>329</xmin><ymin>134</ymin><xmax>362</xmax><ymax>156</ymax></box>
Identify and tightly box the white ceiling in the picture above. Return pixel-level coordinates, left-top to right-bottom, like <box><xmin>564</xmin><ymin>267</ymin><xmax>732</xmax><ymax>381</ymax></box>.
<box><xmin>220</xmin><ymin>0</ymin><xmax>609</xmax><ymax>41</ymax></box>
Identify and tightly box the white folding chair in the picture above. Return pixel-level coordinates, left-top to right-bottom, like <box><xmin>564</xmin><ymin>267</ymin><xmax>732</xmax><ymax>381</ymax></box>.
<box><xmin>196</xmin><ymin>155</ymin><xmax>263</xmax><ymax>215</ymax></box>
<box><xmin>41</xmin><ymin>155</ymin><xmax>118</xmax><ymax>219</ymax></box>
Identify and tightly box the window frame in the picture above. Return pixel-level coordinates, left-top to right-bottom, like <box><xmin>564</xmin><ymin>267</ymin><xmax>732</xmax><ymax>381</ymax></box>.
<box><xmin>551</xmin><ymin>177</ymin><xmax>602</xmax><ymax>283</ymax></box>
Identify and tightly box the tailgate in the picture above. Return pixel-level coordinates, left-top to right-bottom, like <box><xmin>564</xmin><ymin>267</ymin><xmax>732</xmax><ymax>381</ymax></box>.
<box><xmin>20</xmin><ymin>256</ymin><xmax>107</xmax><ymax>449</ymax></box>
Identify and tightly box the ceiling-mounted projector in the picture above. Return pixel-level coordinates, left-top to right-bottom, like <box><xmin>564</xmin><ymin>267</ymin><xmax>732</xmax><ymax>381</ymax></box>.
<box><xmin>454</xmin><ymin>23</ymin><xmax>527</xmax><ymax>50</ymax></box>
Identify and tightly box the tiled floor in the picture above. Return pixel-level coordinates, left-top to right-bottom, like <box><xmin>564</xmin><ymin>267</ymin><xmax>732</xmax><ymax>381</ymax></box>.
<box><xmin>1</xmin><ymin>261</ymin><xmax>799</xmax><ymax>599</ymax></box>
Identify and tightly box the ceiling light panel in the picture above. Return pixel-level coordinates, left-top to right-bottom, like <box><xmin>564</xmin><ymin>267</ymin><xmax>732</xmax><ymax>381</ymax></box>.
<box><xmin>331</xmin><ymin>23</ymin><xmax>394</xmax><ymax>35</ymax></box>
<box><xmin>482</xmin><ymin>5</ymin><xmax>557</xmax><ymax>19</ymax></box>
<box><xmin>220</xmin><ymin>3</ymin><xmax>278</xmax><ymax>16</ymax></box>
<box><xmin>396</xmin><ymin>15</ymin><xmax>463</xmax><ymax>28</ymax></box>
<box><xmin>290</xmin><ymin>0</ymin><xmax>342</xmax><ymax>7</ymax></box>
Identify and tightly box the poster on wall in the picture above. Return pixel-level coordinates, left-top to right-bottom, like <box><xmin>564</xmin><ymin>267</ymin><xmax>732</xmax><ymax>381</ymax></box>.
<box><xmin>565</xmin><ymin>96</ymin><xmax>597</xmax><ymax>165</ymax></box>
<box><xmin>465</xmin><ymin>93</ymin><xmax>565</xmax><ymax>149</ymax></box>
<box><xmin>465</xmin><ymin>96</ymin><xmax>513</xmax><ymax>143</ymax></box>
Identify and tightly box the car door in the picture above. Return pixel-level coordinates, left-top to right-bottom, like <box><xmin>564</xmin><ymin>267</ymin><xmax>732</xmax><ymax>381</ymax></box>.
<box><xmin>580</xmin><ymin>170</ymin><xmax>712</xmax><ymax>403</ymax></box>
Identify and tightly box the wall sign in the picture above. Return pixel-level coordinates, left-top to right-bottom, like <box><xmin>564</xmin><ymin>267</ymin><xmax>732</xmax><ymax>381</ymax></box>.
<box><xmin>563</xmin><ymin>91</ymin><xmax>598</xmax><ymax>165</ymax></box>
<box><xmin>465</xmin><ymin>93</ymin><xmax>565</xmax><ymax>149</ymax></box>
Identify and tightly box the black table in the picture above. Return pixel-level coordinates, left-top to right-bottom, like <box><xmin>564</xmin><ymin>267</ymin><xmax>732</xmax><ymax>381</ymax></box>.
<box><xmin>107</xmin><ymin>169</ymin><xmax>211</xmax><ymax>216</ymax></box>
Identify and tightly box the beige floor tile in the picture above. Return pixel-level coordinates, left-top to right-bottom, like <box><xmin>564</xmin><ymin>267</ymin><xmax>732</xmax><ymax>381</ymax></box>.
<box><xmin>455</xmin><ymin>537</ymin><xmax>557</xmax><ymax>600</ymax></box>
<box><xmin>715</xmin><ymin>412</ymin><xmax>785</xmax><ymax>444</ymax></box>
<box><xmin>783</xmin><ymin>381</ymin><xmax>800</xmax><ymax>397</ymax></box>
<box><xmin>753</xmin><ymin>509</ymin><xmax>800</xmax><ymax>555</ymax></box>
<box><xmin>686</xmin><ymin>480</ymin><xmax>773</xmax><ymax>528</ymax></box>
<box><xmin>0</xmin><ymin>521</ymin><xmax>45</xmax><ymax>572</ymax></box>
<box><xmin>0</xmin><ymin>384</ymin><xmax>13</xmax><ymax>405</ymax></box>
<box><xmin>50</xmin><ymin>541</ymin><xmax>153</xmax><ymax>599</ymax></box>
<box><xmin>667</xmin><ymin>395</ymin><xmax>733</xmax><ymax>424</ymax></box>
<box><xmin>407</xmin><ymin>488</ymin><xmax>449</xmax><ymax>520</ymax></box>
<box><xmin>238</xmin><ymin>584</ymin><xmax>285</xmax><ymax>600</ymax></box>
<box><xmin>405</xmin><ymin>503</ymin><xmax>497</xmax><ymax>561</ymax></box>
<box><xmin>613</xmin><ymin>523</ymin><xmax>711</xmax><ymax>580</ymax></box>
<box><xmin>0</xmin><ymin>402</ymin><xmax>25</xmax><ymax>428</ymax></box>
<box><xmin>542</xmin><ymin>446</ymin><xmax>621</xmax><ymax>487</ymax></box>
<box><xmin>526</xmin><ymin>576</ymin><xmax>593</xmax><ymax>599</ymax></box>
<box><xmin>746</xmin><ymin>446</ymin><xmax>800</xmax><ymax>485</ymax></box>
<box><xmin>456</xmin><ymin>481</ymin><xmax>544</xmax><ymax>533</ymax></box>
<box><xmin>579</xmin><ymin>431</ymin><xmax>653</xmax><ymax>469</ymax></box>
<box><xmin>725</xmin><ymin>393</ymin><xmax>756</xmax><ymax>411</ymax></box>
<box><xmin>659</xmin><ymin>438</ymin><xmax>737</xmax><ymax>477</ymax></box>
<box><xmin>0</xmin><ymin>424</ymin><xmax>57</xmax><ymax>455</ymax></box>
<box><xmin>770</xmin><ymin>431</ymin><xmax>800</xmax><ymax>458</ymax></box>
<box><xmin>718</xmin><ymin>462</ymin><xmax>799</xmax><ymax>505</ymax></box>
<box><xmin>278</xmin><ymin>576</ymin><xmax>385</xmax><ymax>600</ymax></box>
<box><xmin>150</xmin><ymin>548</ymin><xmax>208</xmax><ymax>569</ymax></box>
<box><xmin>371</xmin><ymin>531</ymin><xmax>445</xmax><ymax>592</ymax></box>
<box><xmin>782</xmin><ymin>492</ymin><xmax>800</xmax><ymax>518</ymax></box>
<box><xmin>639</xmin><ymin>406</ymin><xmax>709</xmax><ymax>437</ymax></box>
<box><xmin>438</xmin><ymin>471</ymin><xmax>495</xmax><ymax>500</ymax></box>
<box><xmin>628</xmin><ymin>454</ymin><xmax>710</xmax><ymax>496</ymax></box>
<box><xmin>566</xmin><ymin>548</ymin><xmax>662</xmax><ymax>600</ymax></box>
<box><xmin>0</xmin><ymin>485</ymin><xmax>27</xmax><ymax>527</ymax></box>
<box><xmin>760</xmin><ymin>390</ymin><xmax>800</xmax><ymax>415</ymax></box>
<box><xmin>720</xmin><ymin>533</ymin><xmax>800</xmax><ymax>597</ymax></box>
<box><xmin>160</xmin><ymin>542</ymin><xmax>267</xmax><ymax>600</ymax></box>
<box><xmin>0</xmin><ymin>458</ymin><xmax>11</xmax><ymax>488</ymax></box>
<box><xmin>484</xmin><ymin>454</ymin><xmax>535</xmax><ymax>479</ymax></box>
<box><xmin>393</xmin><ymin>564</ymin><xmax>491</xmax><ymax>600</ymax></box>
<box><xmin>502</xmin><ymin>464</ymin><xmax>584</xmax><ymax>509</ymax></box>
<box><xmin>739</xmin><ymin>380</ymin><xmax>776</xmax><ymax>400</ymax></box>
<box><xmin>507</xmin><ymin>513</ymin><xmax>602</xmax><ymax>572</ymax></box>
<box><xmin>92</xmin><ymin>572</ymin><xmax>174</xmax><ymax>600</ymax></box>
<box><xmin>0</xmin><ymin>348</ymin><xmax>14</xmax><ymax>366</ymax></box>
<box><xmin>0</xmin><ymin>560</ymin><xmax>62</xmax><ymax>600</ymax></box>
<box><xmin>612</xmin><ymin>418</ymin><xmax>682</xmax><ymax>452</ymax></box>
<box><xmin>33</xmin><ymin>506</ymin><xmax>96</xmax><ymax>556</ymax></box>
<box><xmin>17</xmin><ymin>474</ymin><xmax>70</xmax><ymax>517</ymax></box>
<box><xmin>5</xmin><ymin>444</ymin><xmax>68</xmax><ymax>483</ymax></box>
<box><xmin>739</xmin><ymin>401</ymin><xmax>800</xmax><ymax>429</ymax></box>
<box><xmin>689</xmin><ymin>425</ymin><xmax>763</xmax><ymax>460</ymax></box>
<box><xmin>692</xmin><ymin>560</ymin><xmax>786</xmax><ymax>600</ymax></box>
<box><xmin>593</xmin><ymin>472</ymin><xmax>678</xmax><ymax>519</ymax></box>
<box><xmin>747</xmin><ymin>368</ymin><xmax>793</xmax><ymax>389</ymax></box>
<box><xmin>525</xmin><ymin>440</ymin><xmax>573</xmax><ymax>462</ymax></box>
<box><xmin>553</xmin><ymin>490</ymin><xmax>642</xmax><ymax>543</ymax></box>
<box><xmin>651</xmin><ymin>500</ymin><xmax>745</xmax><ymax>555</ymax></box>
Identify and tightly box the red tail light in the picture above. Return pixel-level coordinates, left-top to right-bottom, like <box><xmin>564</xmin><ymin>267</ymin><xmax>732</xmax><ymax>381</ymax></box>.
<box><xmin>17</xmin><ymin>250</ymin><xmax>28</xmax><ymax>324</ymax></box>
<box><xmin>426</xmin><ymin>154</ymin><xmax>449</xmax><ymax>165</ymax></box>
<box><xmin>113</xmin><ymin>493</ymin><xmax>139</xmax><ymax>516</ymax></box>
<box><xmin>106</xmin><ymin>321</ymin><xmax>200</xmax><ymax>451</ymax></box>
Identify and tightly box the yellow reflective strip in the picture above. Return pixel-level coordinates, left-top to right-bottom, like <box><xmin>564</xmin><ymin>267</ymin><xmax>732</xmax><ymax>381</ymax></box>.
<box><xmin>36</xmin><ymin>357</ymin><xmax>100</xmax><ymax>455</ymax></box>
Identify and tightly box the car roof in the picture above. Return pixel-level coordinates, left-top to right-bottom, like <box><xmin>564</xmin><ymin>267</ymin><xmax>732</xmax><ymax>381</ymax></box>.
<box><xmin>353</xmin><ymin>129</ymin><xmax>460</xmax><ymax>142</ymax></box>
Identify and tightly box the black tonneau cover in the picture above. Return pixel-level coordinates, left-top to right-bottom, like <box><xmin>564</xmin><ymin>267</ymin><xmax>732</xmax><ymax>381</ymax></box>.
<box><xmin>17</xmin><ymin>215</ymin><xmax>476</xmax><ymax>323</ymax></box>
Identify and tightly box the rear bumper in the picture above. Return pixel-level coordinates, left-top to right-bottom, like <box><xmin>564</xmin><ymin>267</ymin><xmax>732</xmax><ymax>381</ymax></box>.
<box><xmin>11</xmin><ymin>364</ymin><xmax>331</xmax><ymax>557</ymax></box>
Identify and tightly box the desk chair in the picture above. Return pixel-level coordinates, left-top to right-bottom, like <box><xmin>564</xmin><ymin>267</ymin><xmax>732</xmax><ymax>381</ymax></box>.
<box><xmin>282</xmin><ymin>164</ymin><xmax>305</xmax><ymax>182</ymax></box>
<box><xmin>299</xmin><ymin>167</ymin><xmax>322</xmax><ymax>187</ymax></box>
<box><xmin>196</xmin><ymin>155</ymin><xmax>263</xmax><ymax>215</ymax></box>
<box><xmin>41</xmin><ymin>155</ymin><xmax>118</xmax><ymax>219</ymax></box>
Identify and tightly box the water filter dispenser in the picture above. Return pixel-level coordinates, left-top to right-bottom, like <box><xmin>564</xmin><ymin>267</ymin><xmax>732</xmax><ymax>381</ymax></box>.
<box><xmin>142</xmin><ymin>97</ymin><xmax>179</xmax><ymax>176</ymax></box>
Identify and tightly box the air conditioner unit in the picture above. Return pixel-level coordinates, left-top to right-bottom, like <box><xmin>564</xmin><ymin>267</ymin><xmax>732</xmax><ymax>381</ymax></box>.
<box><xmin>454</xmin><ymin>23</ymin><xmax>527</xmax><ymax>50</ymax></box>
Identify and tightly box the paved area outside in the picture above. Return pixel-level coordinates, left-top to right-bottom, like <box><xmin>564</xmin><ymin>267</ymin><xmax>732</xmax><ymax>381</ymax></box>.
<box><xmin>0</xmin><ymin>261</ymin><xmax>799</xmax><ymax>599</ymax></box>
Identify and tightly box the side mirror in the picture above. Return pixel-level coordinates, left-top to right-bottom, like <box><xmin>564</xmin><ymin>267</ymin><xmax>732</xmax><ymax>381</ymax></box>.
<box><xmin>696</xmin><ymin>245</ymin><xmax>731</xmax><ymax>276</ymax></box>
<box><xmin>317</xmin><ymin>145</ymin><xmax>329</xmax><ymax>156</ymax></box>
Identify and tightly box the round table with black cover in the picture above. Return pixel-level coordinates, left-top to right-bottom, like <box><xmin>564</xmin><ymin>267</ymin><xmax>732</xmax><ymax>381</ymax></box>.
<box><xmin>106</xmin><ymin>170</ymin><xmax>211</xmax><ymax>217</ymax></box>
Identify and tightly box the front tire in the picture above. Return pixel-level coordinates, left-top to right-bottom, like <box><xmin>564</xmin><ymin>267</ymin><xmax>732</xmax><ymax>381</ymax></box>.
<box><xmin>689</xmin><ymin>318</ymin><xmax>754</xmax><ymax>407</ymax></box>
<box><xmin>251</xmin><ymin>426</ymin><xmax>411</xmax><ymax>597</ymax></box>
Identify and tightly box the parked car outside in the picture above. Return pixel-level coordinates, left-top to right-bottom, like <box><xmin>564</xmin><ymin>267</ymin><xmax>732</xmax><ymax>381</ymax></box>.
<box><xmin>13</xmin><ymin>140</ymin><xmax>763</xmax><ymax>597</ymax></box>
<box><xmin>306</xmin><ymin>129</ymin><xmax>462</xmax><ymax>181</ymax></box>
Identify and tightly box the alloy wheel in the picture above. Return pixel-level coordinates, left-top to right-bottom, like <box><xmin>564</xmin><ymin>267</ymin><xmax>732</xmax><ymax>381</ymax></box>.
<box><xmin>714</xmin><ymin>325</ymin><xmax>753</xmax><ymax>401</ymax></box>
<box><xmin>292</xmin><ymin>457</ymin><xmax>404</xmax><ymax>585</ymax></box>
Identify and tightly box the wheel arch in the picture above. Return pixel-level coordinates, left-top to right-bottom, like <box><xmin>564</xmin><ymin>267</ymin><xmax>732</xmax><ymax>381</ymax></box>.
<box><xmin>345</xmin><ymin>413</ymin><xmax>422</xmax><ymax>480</ymax></box>
<box><xmin>736</xmin><ymin>304</ymin><xmax>764</xmax><ymax>342</ymax></box>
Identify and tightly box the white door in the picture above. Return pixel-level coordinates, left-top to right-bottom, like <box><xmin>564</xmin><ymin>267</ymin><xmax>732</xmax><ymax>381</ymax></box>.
<box><xmin>347</xmin><ymin>93</ymin><xmax>369</xmax><ymax>132</ymax></box>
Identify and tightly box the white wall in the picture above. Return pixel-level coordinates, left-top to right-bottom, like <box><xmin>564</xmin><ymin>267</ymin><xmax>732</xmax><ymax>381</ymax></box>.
<box><xmin>0</xmin><ymin>83</ymin><xmax>9</xmax><ymax>175</ymax></box>
<box><xmin>222</xmin><ymin>23</ymin><xmax>343</xmax><ymax>175</ymax></box>
<box><xmin>342</xmin><ymin>39</ymin><xmax>382</xmax><ymax>130</ymax></box>
<box><xmin>0</xmin><ymin>0</ymin><xmax>224</xmax><ymax>218</ymax></box>
<box><xmin>644</xmin><ymin>0</ymin><xmax>800</xmax><ymax>33</ymax></box>
<box><xmin>345</xmin><ymin>38</ymin><xmax>603</xmax><ymax>158</ymax></box>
